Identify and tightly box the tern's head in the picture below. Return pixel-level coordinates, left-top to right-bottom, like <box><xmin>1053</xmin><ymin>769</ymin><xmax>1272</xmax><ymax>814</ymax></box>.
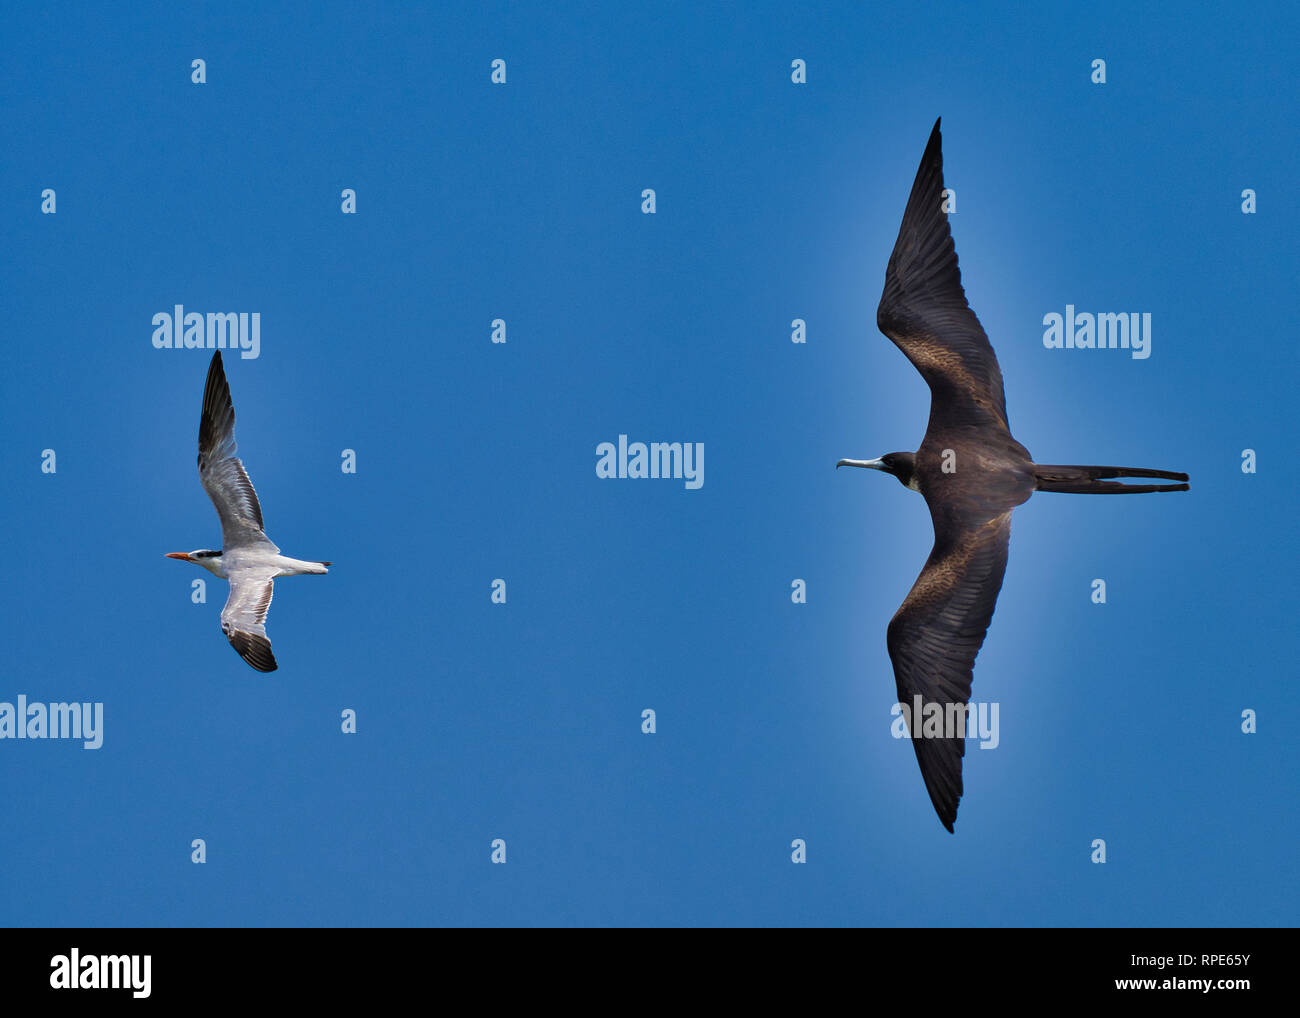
<box><xmin>836</xmin><ymin>452</ymin><xmax>918</xmax><ymax>491</ymax></box>
<box><xmin>166</xmin><ymin>549</ymin><xmax>226</xmax><ymax>576</ymax></box>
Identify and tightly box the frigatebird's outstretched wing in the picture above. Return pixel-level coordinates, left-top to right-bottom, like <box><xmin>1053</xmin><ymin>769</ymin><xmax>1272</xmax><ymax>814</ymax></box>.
<box><xmin>877</xmin><ymin>118</ymin><xmax>1011</xmax><ymax>435</ymax></box>
<box><xmin>221</xmin><ymin>567</ymin><xmax>278</xmax><ymax>672</ymax></box>
<box><xmin>886</xmin><ymin>508</ymin><xmax>1012</xmax><ymax>831</ymax></box>
<box><xmin>198</xmin><ymin>351</ymin><xmax>277</xmax><ymax>553</ymax></box>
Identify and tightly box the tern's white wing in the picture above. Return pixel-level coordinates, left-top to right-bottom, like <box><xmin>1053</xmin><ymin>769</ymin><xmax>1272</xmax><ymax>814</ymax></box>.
<box><xmin>221</xmin><ymin>567</ymin><xmax>278</xmax><ymax>672</ymax></box>
<box><xmin>198</xmin><ymin>351</ymin><xmax>277</xmax><ymax>553</ymax></box>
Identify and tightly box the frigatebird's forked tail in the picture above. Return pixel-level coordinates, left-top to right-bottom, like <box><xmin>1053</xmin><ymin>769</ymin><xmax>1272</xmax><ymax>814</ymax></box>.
<box><xmin>1032</xmin><ymin>464</ymin><xmax>1189</xmax><ymax>495</ymax></box>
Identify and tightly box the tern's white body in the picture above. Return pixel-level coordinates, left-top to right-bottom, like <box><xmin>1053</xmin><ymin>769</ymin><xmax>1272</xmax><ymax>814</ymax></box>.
<box><xmin>187</xmin><ymin>550</ymin><xmax>329</xmax><ymax>581</ymax></box>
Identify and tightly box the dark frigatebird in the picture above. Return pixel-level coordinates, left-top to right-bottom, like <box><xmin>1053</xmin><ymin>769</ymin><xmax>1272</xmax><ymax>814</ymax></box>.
<box><xmin>838</xmin><ymin>119</ymin><xmax>1188</xmax><ymax>832</ymax></box>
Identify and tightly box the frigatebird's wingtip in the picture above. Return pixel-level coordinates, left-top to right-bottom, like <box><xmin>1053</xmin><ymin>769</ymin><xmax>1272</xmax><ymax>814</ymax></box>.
<box><xmin>925</xmin><ymin>117</ymin><xmax>943</xmax><ymax>156</ymax></box>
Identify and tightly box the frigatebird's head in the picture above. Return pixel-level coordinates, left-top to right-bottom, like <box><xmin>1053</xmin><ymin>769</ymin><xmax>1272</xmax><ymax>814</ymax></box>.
<box><xmin>836</xmin><ymin>452</ymin><xmax>918</xmax><ymax>491</ymax></box>
<box><xmin>166</xmin><ymin>549</ymin><xmax>227</xmax><ymax>577</ymax></box>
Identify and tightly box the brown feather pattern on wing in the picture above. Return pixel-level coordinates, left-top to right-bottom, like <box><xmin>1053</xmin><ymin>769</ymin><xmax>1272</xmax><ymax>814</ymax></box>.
<box><xmin>876</xmin><ymin>118</ymin><xmax>1011</xmax><ymax>434</ymax></box>
<box><xmin>886</xmin><ymin>509</ymin><xmax>1012</xmax><ymax>831</ymax></box>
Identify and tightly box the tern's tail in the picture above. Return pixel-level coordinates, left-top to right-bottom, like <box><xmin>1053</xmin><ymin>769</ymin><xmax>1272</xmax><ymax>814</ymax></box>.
<box><xmin>273</xmin><ymin>556</ymin><xmax>332</xmax><ymax>576</ymax></box>
<box><xmin>1033</xmin><ymin>464</ymin><xmax>1189</xmax><ymax>494</ymax></box>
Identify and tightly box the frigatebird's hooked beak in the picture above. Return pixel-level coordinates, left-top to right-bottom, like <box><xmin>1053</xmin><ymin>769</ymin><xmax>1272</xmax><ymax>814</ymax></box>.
<box><xmin>836</xmin><ymin>458</ymin><xmax>886</xmax><ymax>470</ymax></box>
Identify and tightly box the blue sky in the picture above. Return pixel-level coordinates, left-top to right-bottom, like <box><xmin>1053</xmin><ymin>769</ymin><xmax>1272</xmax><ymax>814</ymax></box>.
<box><xmin>1</xmin><ymin>1</ymin><xmax>1296</xmax><ymax>926</ymax></box>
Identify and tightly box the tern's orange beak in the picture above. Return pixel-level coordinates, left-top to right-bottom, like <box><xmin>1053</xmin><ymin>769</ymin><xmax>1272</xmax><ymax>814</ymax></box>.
<box><xmin>166</xmin><ymin>552</ymin><xmax>192</xmax><ymax>561</ymax></box>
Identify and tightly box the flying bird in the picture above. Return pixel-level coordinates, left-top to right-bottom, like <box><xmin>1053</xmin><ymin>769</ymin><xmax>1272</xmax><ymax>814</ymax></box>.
<box><xmin>167</xmin><ymin>351</ymin><xmax>331</xmax><ymax>672</ymax></box>
<box><xmin>838</xmin><ymin>119</ymin><xmax>1188</xmax><ymax>832</ymax></box>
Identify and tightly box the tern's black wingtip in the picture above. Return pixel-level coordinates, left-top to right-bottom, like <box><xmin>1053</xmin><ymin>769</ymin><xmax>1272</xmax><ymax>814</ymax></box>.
<box><xmin>204</xmin><ymin>349</ymin><xmax>226</xmax><ymax>389</ymax></box>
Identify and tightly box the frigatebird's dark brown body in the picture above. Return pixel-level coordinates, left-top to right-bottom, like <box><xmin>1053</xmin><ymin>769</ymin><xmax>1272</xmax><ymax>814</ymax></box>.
<box><xmin>839</xmin><ymin>119</ymin><xmax>1188</xmax><ymax>832</ymax></box>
